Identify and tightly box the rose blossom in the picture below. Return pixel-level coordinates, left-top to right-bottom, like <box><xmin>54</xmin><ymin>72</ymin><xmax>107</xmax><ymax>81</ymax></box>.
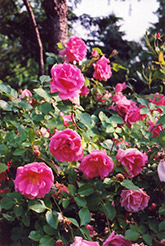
<box><xmin>14</xmin><ymin>162</ymin><xmax>54</xmax><ymax>199</ymax></box>
<box><xmin>103</xmin><ymin>231</ymin><xmax>132</xmax><ymax>246</ymax></box>
<box><xmin>111</xmin><ymin>93</ymin><xmax>140</xmax><ymax>127</ymax></box>
<box><xmin>59</xmin><ymin>36</ymin><xmax>87</xmax><ymax>63</ymax></box>
<box><xmin>79</xmin><ymin>150</ymin><xmax>114</xmax><ymax>179</ymax></box>
<box><xmin>149</xmin><ymin>92</ymin><xmax>165</xmax><ymax>106</ymax></box>
<box><xmin>70</xmin><ymin>236</ymin><xmax>99</xmax><ymax>246</ymax></box>
<box><xmin>93</xmin><ymin>56</ymin><xmax>112</xmax><ymax>81</ymax></box>
<box><xmin>49</xmin><ymin>129</ymin><xmax>83</xmax><ymax>162</ymax></box>
<box><xmin>147</xmin><ymin>118</ymin><xmax>163</xmax><ymax>137</ymax></box>
<box><xmin>115</xmin><ymin>82</ymin><xmax>127</xmax><ymax>93</ymax></box>
<box><xmin>121</xmin><ymin>189</ymin><xmax>150</xmax><ymax>212</ymax></box>
<box><xmin>116</xmin><ymin>148</ymin><xmax>148</xmax><ymax>178</ymax></box>
<box><xmin>50</xmin><ymin>63</ymin><xmax>85</xmax><ymax>104</ymax></box>
<box><xmin>157</xmin><ymin>159</ymin><xmax>165</xmax><ymax>182</ymax></box>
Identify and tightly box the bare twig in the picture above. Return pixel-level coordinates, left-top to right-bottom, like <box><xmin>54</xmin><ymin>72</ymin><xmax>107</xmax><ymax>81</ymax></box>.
<box><xmin>23</xmin><ymin>0</ymin><xmax>45</xmax><ymax>75</ymax></box>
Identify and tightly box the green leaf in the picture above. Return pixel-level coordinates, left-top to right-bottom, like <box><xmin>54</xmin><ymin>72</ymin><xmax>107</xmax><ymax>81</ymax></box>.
<box><xmin>13</xmin><ymin>205</ymin><xmax>23</xmax><ymax>217</ymax></box>
<box><xmin>57</xmin><ymin>42</ymin><xmax>64</xmax><ymax>49</ymax></box>
<box><xmin>67</xmin><ymin>217</ymin><xmax>79</xmax><ymax>227</ymax></box>
<box><xmin>0</xmin><ymin>82</ymin><xmax>18</xmax><ymax>99</ymax></box>
<box><xmin>79</xmin><ymin>112</ymin><xmax>92</xmax><ymax>127</ymax></box>
<box><xmin>0</xmin><ymin>100</ymin><xmax>12</xmax><ymax>111</ymax></box>
<box><xmin>112</xmin><ymin>63</ymin><xmax>127</xmax><ymax>72</ymax></box>
<box><xmin>41</xmin><ymin>102</ymin><xmax>52</xmax><ymax>115</ymax></box>
<box><xmin>140</xmin><ymin>107</ymin><xmax>150</xmax><ymax>114</ymax></box>
<box><xmin>142</xmin><ymin>234</ymin><xmax>152</xmax><ymax>245</ymax></box>
<box><xmin>102</xmin><ymin>202</ymin><xmax>116</xmax><ymax>220</ymax></box>
<box><xmin>110</xmin><ymin>115</ymin><xmax>124</xmax><ymax>125</ymax></box>
<box><xmin>148</xmin><ymin>219</ymin><xmax>158</xmax><ymax>233</ymax></box>
<box><xmin>22</xmin><ymin>213</ymin><xmax>30</xmax><ymax>226</ymax></box>
<box><xmin>125</xmin><ymin>229</ymin><xmax>140</xmax><ymax>241</ymax></box>
<box><xmin>75</xmin><ymin>197</ymin><xmax>87</xmax><ymax>207</ymax></box>
<box><xmin>62</xmin><ymin>199</ymin><xmax>70</xmax><ymax>209</ymax></box>
<box><xmin>39</xmin><ymin>236</ymin><xmax>54</xmax><ymax>246</ymax></box>
<box><xmin>39</xmin><ymin>75</ymin><xmax>51</xmax><ymax>84</ymax></box>
<box><xmin>0</xmin><ymin>163</ymin><xmax>8</xmax><ymax>173</ymax></box>
<box><xmin>43</xmin><ymin>225</ymin><xmax>55</xmax><ymax>236</ymax></box>
<box><xmin>34</xmin><ymin>88</ymin><xmax>52</xmax><ymax>102</ymax></box>
<box><xmin>13</xmin><ymin>148</ymin><xmax>25</xmax><ymax>156</ymax></box>
<box><xmin>78</xmin><ymin>184</ymin><xmax>94</xmax><ymax>196</ymax></box>
<box><xmin>79</xmin><ymin>207</ymin><xmax>91</xmax><ymax>226</ymax></box>
<box><xmin>28</xmin><ymin>128</ymin><xmax>36</xmax><ymax>144</ymax></box>
<box><xmin>159</xmin><ymin>221</ymin><xmax>165</xmax><ymax>232</ymax></box>
<box><xmin>29</xmin><ymin>200</ymin><xmax>47</xmax><ymax>213</ymax></box>
<box><xmin>80</xmin><ymin>227</ymin><xmax>91</xmax><ymax>241</ymax></box>
<box><xmin>68</xmin><ymin>184</ymin><xmax>76</xmax><ymax>196</ymax></box>
<box><xmin>28</xmin><ymin>230</ymin><xmax>43</xmax><ymax>242</ymax></box>
<box><xmin>45</xmin><ymin>210</ymin><xmax>58</xmax><ymax>229</ymax></box>
<box><xmin>0</xmin><ymin>197</ymin><xmax>15</xmax><ymax>209</ymax></box>
<box><xmin>121</xmin><ymin>179</ymin><xmax>140</xmax><ymax>190</ymax></box>
<box><xmin>157</xmin><ymin>114</ymin><xmax>165</xmax><ymax>124</ymax></box>
<box><xmin>137</xmin><ymin>98</ymin><xmax>148</xmax><ymax>107</ymax></box>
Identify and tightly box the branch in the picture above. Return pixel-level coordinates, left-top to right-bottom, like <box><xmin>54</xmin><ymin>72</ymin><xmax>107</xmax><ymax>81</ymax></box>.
<box><xmin>23</xmin><ymin>0</ymin><xmax>45</xmax><ymax>75</ymax></box>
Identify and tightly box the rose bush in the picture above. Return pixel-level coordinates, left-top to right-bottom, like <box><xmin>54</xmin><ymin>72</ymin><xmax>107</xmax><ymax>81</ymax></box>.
<box><xmin>0</xmin><ymin>33</ymin><xmax>164</xmax><ymax>246</ymax></box>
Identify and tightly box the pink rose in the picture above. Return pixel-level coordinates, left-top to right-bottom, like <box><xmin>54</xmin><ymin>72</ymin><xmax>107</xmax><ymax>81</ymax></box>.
<box><xmin>125</xmin><ymin>105</ymin><xmax>141</xmax><ymax>128</ymax></box>
<box><xmin>147</xmin><ymin>118</ymin><xmax>163</xmax><ymax>137</ymax></box>
<box><xmin>115</xmin><ymin>82</ymin><xmax>127</xmax><ymax>93</ymax></box>
<box><xmin>50</xmin><ymin>63</ymin><xmax>85</xmax><ymax>104</ymax></box>
<box><xmin>149</xmin><ymin>93</ymin><xmax>165</xmax><ymax>106</ymax></box>
<box><xmin>92</xmin><ymin>49</ymin><xmax>99</xmax><ymax>58</ymax></box>
<box><xmin>116</xmin><ymin>148</ymin><xmax>148</xmax><ymax>178</ymax></box>
<box><xmin>157</xmin><ymin>159</ymin><xmax>165</xmax><ymax>182</ymax></box>
<box><xmin>121</xmin><ymin>189</ymin><xmax>150</xmax><ymax>212</ymax></box>
<box><xmin>14</xmin><ymin>162</ymin><xmax>54</xmax><ymax>199</ymax></box>
<box><xmin>59</xmin><ymin>112</ymin><xmax>73</xmax><ymax>127</ymax></box>
<box><xmin>70</xmin><ymin>236</ymin><xmax>99</xmax><ymax>246</ymax></box>
<box><xmin>49</xmin><ymin>129</ymin><xmax>83</xmax><ymax>162</ymax></box>
<box><xmin>59</xmin><ymin>36</ymin><xmax>87</xmax><ymax>63</ymax></box>
<box><xmin>79</xmin><ymin>150</ymin><xmax>114</xmax><ymax>179</ymax></box>
<box><xmin>103</xmin><ymin>231</ymin><xmax>132</xmax><ymax>246</ymax></box>
<box><xmin>19</xmin><ymin>89</ymin><xmax>32</xmax><ymax>98</ymax></box>
<box><xmin>80</xmin><ymin>85</ymin><xmax>89</xmax><ymax>96</ymax></box>
<box><xmin>93</xmin><ymin>56</ymin><xmax>112</xmax><ymax>81</ymax></box>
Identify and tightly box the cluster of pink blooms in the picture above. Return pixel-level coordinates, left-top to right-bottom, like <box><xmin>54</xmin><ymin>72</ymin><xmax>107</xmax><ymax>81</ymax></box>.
<box><xmin>14</xmin><ymin>162</ymin><xmax>54</xmax><ymax>199</ymax></box>
<box><xmin>120</xmin><ymin>189</ymin><xmax>150</xmax><ymax>212</ymax></box>
<box><xmin>70</xmin><ymin>231</ymin><xmax>132</xmax><ymax>246</ymax></box>
<box><xmin>111</xmin><ymin>91</ymin><xmax>141</xmax><ymax>128</ymax></box>
<box><xmin>51</xmin><ymin>36</ymin><xmax>112</xmax><ymax>105</ymax></box>
<box><xmin>116</xmin><ymin>148</ymin><xmax>148</xmax><ymax>178</ymax></box>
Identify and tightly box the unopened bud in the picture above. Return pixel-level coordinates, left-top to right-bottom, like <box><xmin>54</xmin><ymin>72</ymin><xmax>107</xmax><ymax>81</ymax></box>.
<box><xmin>55</xmin><ymin>240</ymin><xmax>64</xmax><ymax>246</ymax></box>
<box><xmin>116</xmin><ymin>173</ymin><xmax>125</xmax><ymax>182</ymax></box>
<box><xmin>33</xmin><ymin>150</ymin><xmax>40</xmax><ymax>159</ymax></box>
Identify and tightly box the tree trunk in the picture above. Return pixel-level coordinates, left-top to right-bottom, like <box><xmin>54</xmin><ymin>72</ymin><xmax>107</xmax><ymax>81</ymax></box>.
<box><xmin>43</xmin><ymin>0</ymin><xmax>68</xmax><ymax>54</ymax></box>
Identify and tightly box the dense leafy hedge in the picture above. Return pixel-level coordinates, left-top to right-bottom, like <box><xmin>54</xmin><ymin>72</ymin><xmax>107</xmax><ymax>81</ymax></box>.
<box><xmin>0</xmin><ymin>34</ymin><xmax>164</xmax><ymax>246</ymax></box>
